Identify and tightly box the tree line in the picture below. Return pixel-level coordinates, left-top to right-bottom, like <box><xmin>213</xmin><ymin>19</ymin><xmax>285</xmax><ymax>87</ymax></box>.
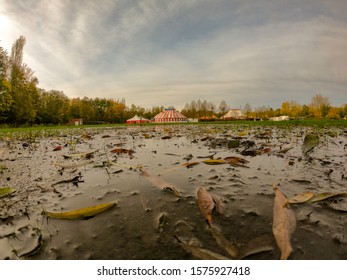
<box><xmin>0</xmin><ymin>36</ymin><xmax>165</xmax><ymax>126</ymax></box>
<box><xmin>1</xmin><ymin>36</ymin><xmax>346</xmax><ymax>126</ymax></box>
<box><xmin>180</xmin><ymin>95</ymin><xmax>346</xmax><ymax>120</ymax></box>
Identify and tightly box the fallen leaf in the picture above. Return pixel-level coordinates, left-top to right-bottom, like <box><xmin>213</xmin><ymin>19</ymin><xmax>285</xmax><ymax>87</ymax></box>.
<box><xmin>197</xmin><ymin>187</ymin><xmax>215</xmax><ymax>226</ymax></box>
<box><xmin>202</xmin><ymin>159</ymin><xmax>226</xmax><ymax>165</ymax></box>
<box><xmin>110</xmin><ymin>148</ymin><xmax>135</xmax><ymax>155</ymax></box>
<box><xmin>302</xmin><ymin>133</ymin><xmax>319</xmax><ymax>154</ymax></box>
<box><xmin>174</xmin><ymin>235</ymin><xmax>229</xmax><ymax>260</ymax></box>
<box><xmin>0</xmin><ymin>187</ymin><xmax>16</xmax><ymax>198</ymax></box>
<box><xmin>272</xmin><ymin>185</ymin><xmax>296</xmax><ymax>260</ymax></box>
<box><xmin>239</xmin><ymin>234</ymin><xmax>274</xmax><ymax>259</ymax></box>
<box><xmin>288</xmin><ymin>192</ymin><xmax>315</xmax><ymax>204</ymax></box>
<box><xmin>209</xmin><ymin>225</ymin><xmax>238</xmax><ymax>258</ymax></box>
<box><xmin>53</xmin><ymin>146</ymin><xmax>63</xmax><ymax>151</ymax></box>
<box><xmin>182</xmin><ymin>162</ymin><xmax>200</xmax><ymax>168</ymax></box>
<box><xmin>141</xmin><ymin>169</ymin><xmax>181</xmax><ymax>197</ymax></box>
<box><xmin>308</xmin><ymin>192</ymin><xmax>347</xmax><ymax>203</ymax></box>
<box><xmin>62</xmin><ymin>150</ymin><xmax>99</xmax><ymax>159</ymax></box>
<box><xmin>0</xmin><ymin>148</ymin><xmax>7</xmax><ymax>156</ymax></box>
<box><xmin>51</xmin><ymin>160</ymin><xmax>93</xmax><ymax>169</ymax></box>
<box><xmin>42</xmin><ymin>200</ymin><xmax>118</xmax><ymax>219</ymax></box>
<box><xmin>224</xmin><ymin>156</ymin><xmax>249</xmax><ymax>167</ymax></box>
<box><xmin>275</xmin><ymin>146</ymin><xmax>294</xmax><ymax>154</ymax></box>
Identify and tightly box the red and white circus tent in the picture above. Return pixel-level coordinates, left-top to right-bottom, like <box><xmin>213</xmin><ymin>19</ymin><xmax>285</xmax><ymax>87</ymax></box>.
<box><xmin>153</xmin><ymin>108</ymin><xmax>188</xmax><ymax>123</ymax></box>
<box><xmin>126</xmin><ymin>115</ymin><xmax>150</xmax><ymax>124</ymax></box>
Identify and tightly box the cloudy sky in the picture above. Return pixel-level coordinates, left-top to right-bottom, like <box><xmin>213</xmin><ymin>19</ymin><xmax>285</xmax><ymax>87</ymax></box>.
<box><xmin>1</xmin><ymin>0</ymin><xmax>346</xmax><ymax>109</ymax></box>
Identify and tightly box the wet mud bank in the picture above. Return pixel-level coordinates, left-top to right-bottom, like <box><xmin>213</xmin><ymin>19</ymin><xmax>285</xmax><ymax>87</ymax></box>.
<box><xmin>0</xmin><ymin>124</ymin><xmax>346</xmax><ymax>259</ymax></box>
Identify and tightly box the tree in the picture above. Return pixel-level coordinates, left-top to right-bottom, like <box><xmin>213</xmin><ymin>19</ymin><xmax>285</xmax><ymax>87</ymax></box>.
<box><xmin>243</xmin><ymin>103</ymin><xmax>252</xmax><ymax>117</ymax></box>
<box><xmin>7</xmin><ymin>36</ymin><xmax>39</xmax><ymax>125</ymax></box>
<box><xmin>0</xmin><ymin>46</ymin><xmax>12</xmax><ymax>118</ymax></box>
<box><xmin>309</xmin><ymin>94</ymin><xmax>330</xmax><ymax>118</ymax></box>
<box><xmin>219</xmin><ymin>100</ymin><xmax>229</xmax><ymax>115</ymax></box>
<box><xmin>36</xmin><ymin>90</ymin><xmax>69</xmax><ymax>124</ymax></box>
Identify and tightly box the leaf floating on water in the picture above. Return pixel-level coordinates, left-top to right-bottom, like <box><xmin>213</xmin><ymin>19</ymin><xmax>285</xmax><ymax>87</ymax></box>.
<box><xmin>110</xmin><ymin>148</ymin><xmax>135</xmax><ymax>155</ymax></box>
<box><xmin>51</xmin><ymin>160</ymin><xmax>93</xmax><ymax>169</ymax></box>
<box><xmin>288</xmin><ymin>192</ymin><xmax>315</xmax><ymax>204</ymax></box>
<box><xmin>0</xmin><ymin>148</ymin><xmax>7</xmax><ymax>156</ymax></box>
<box><xmin>224</xmin><ymin>156</ymin><xmax>249</xmax><ymax>167</ymax></box>
<box><xmin>275</xmin><ymin>146</ymin><xmax>294</xmax><ymax>154</ymax></box>
<box><xmin>174</xmin><ymin>235</ymin><xmax>229</xmax><ymax>260</ymax></box>
<box><xmin>272</xmin><ymin>185</ymin><xmax>296</xmax><ymax>260</ymax></box>
<box><xmin>182</xmin><ymin>162</ymin><xmax>200</xmax><ymax>168</ymax></box>
<box><xmin>42</xmin><ymin>200</ymin><xmax>118</xmax><ymax>219</ymax></box>
<box><xmin>62</xmin><ymin>150</ymin><xmax>99</xmax><ymax>159</ymax></box>
<box><xmin>308</xmin><ymin>192</ymin><xmax>347</xmax><ymax>203</ymax></box>
<box><xmin>0</xmin><ymin>187</ymin><xmax>16</xmax><ymax>198</ymax></box>
<box><xmin>197</xmin><ymin>187</ymin><xmax>215</xmax><ymax>226</ymax></box>
<box><xmin>141</xmin><ymin>169</ymin><xmax>181</xmax><ymax>197</ymax></box>
<box><xmin>239</xmin><ymin>234</ymin><xmax>274</xmax><ymax>259</ymax></box>
<box><xmin>302</xmin><ymin>133</ymin><xmax>319</xmax><ymax>154</ymax></box>
<box><xmin>209</xmin><ymin>225</ymin><xmax>238</xmax><ymax>258</ymax></box>
<box><xmin>202</xmin><ymin>159</ymin><xmax>226</xmax><ymax>165</ymax></box>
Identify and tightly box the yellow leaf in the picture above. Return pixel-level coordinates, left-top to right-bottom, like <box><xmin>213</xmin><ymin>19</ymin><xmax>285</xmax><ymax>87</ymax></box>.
<box><xmin>202</xmin><ymin>159</ymin><xmax>226</xmax><ymax>165</ymax></box>
<box><xmin>272</xmin><ymin>185</ymin><xmax>296</xmax><ymax>260</ymax></box>
<box><xmin>308</xmin><ymin>192</ymin><xmax>347</xmax><ymax>203</ymax></box>
<box><xmin>288</xmin><ymin>192</ymin><xmax>315</xmax><ymax>204</ymax></box>
<box><xmin>197</xmin><ymin>187</ymin><xmax>215</xmax><ymax>226</ymax></box>
<box><xmin>0</xmin><ymin>187</ymin><xmax>16</xmax><ymax>198</ymax></box>
<box><xmin>42</xmin><ymin>200</ymin><xmax>118</xmax><ymax>219</ymax></box>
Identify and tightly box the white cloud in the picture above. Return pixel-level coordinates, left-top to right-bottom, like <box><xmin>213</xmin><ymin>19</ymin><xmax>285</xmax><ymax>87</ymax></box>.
<box><xmin>1</xmin><ymin>0</ymin><xmax>347</xmax><ymax>108</ymax></box>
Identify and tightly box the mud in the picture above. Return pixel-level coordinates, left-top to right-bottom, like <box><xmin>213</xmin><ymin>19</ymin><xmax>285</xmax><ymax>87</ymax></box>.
<box><xmin>0</xmin><ymin>124</ymin><xmax>346</xmax><ymax>259</ymax></box>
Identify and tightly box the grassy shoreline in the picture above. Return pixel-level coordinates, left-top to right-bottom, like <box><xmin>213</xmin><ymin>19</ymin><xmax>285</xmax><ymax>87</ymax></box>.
<box><xmin>0</xmin><ymin>119</ymin><xmax>346</xmax><ymax>138</ymax></box>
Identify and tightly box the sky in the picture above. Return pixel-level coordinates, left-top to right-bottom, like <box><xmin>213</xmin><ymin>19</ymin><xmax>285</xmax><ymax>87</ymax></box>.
<box><xmin>1</xmin><ymin>0</ymin><xmax>346</xmax><ymax>110</ymax></box>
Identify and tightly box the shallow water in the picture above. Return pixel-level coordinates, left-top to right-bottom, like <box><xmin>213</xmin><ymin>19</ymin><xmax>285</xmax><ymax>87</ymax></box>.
<box><xmin>0</xmin><ymin>124</ymin><xmax>346</xmax><ymax>259</ymax></box>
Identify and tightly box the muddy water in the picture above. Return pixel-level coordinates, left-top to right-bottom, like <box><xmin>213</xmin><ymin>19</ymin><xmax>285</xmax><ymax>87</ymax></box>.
<box><xmin>0</xmin><ymin>124</ymin><xmax>346</xmax><ymax>259</ymax></box>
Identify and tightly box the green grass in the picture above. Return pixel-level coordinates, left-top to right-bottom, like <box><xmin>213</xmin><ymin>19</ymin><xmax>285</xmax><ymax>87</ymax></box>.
<box><xmin>0</xmin><ymin>119</ymin><xmax>345</xmax><ymax>139</ymax></box>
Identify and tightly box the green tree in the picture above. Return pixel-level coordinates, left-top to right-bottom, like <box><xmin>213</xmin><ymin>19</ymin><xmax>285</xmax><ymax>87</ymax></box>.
<box><xmin>36</xmin><ymin>90</ymin><xmax>69</xmax><ymax>124</ymax></box>
<box><xmin>0</xmin><ymin>46</ymin><xmax>13</xmax><ymax>119</ymax></box>
<box><xmin>8</xmin><ymin>36</ymin><xmax>39</xmax><ymax>125</ymax></box>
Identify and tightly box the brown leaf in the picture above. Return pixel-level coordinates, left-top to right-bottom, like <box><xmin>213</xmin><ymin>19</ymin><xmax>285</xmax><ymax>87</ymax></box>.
<box><xmin>182</xmin><ymin>162</ymin><xmax>200</xmax><ymax>168</ymax></box>
<box><xmin>174</xmin><ymin>235</ymin><xmax>229</xmax><ymax>260</ymax></box>
<box><xmin>209</xmin><ymin>225</ymin><xmax>238</xmax><ymax>258</ymax></box>
<box><xmin>224</xmin><ymin>156</ymin><xmax>249</xmax><ymax>167</ymax></box>
<box><xmin>141</xmin><ymin>169</ymin><xmax>181</xmax><ymax>197</ymax></box>
<box><xmin>272</xmin><ymin>185</ymin><xmax>296</xmax><ymax>260</ymax></box>
<box><xmin>53</xmin><ymin>146</ymin><xmax>63</xmax><ymax>151</ymax></box>
<box><xmin>197</xmin><ymin>187</ymin><xmax>215</xmax><ymax>226</ymax></box>
<box><xmin>111</xmin><ymin>148</ymin><xmax>135</xmax><ymax>155</ymax></box>
<box><xmin>239</xmin><ymin>234</ymin><xmax>274</xmax><ymax>259</ymax></box>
